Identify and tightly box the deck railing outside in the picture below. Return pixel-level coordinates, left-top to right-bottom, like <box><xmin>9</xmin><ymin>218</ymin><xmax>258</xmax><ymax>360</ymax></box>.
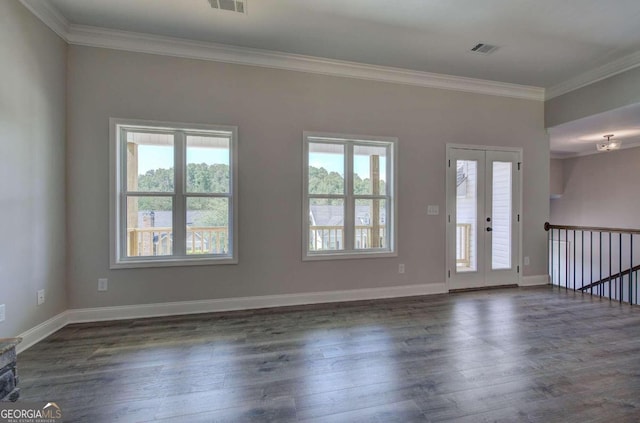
<box><xmin>307</xmin><ymin>223</ymin><xmax>472</xmax><ymax>257</ymax></box>
<box><xmin>456</xmin><ymin>223</ymin><xmax>472</xmax><ymax>267</ymax></box>
<box><xmin>127</xmin><ymin>227</ymin><xmax>228</xmax><ymax>256</ymax></box>
<box><xmin>308</xmin><ymin>226</ymin><xmax>387</xmax><ymax>251</ymax></box>
<box><xmin>128</xmin><ymin>223</ymin><xmax>474</xmax><ymax>262</ymax></box>
<box><xmin>545</xmin><ymin>222</ymin><xmax>640</xmax><ymax>305</ymax></box>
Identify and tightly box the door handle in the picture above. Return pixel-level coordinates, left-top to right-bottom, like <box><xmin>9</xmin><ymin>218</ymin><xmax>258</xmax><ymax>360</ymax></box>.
<box><xmin>486</xmin><ymin>227</ymin><xmax>493</xmax><ymax>232</ymax></box>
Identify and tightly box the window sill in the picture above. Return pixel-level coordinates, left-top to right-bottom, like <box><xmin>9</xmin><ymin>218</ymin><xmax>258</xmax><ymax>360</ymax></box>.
<box><xmin>303</xmin><ymin>250</ymin><xmax>397</xmax><ymax>261</ymax></box>
<box><xmin>110</xmin><ymin>256</ymin><xmax>238</xmax><ymax>269</ymax></box>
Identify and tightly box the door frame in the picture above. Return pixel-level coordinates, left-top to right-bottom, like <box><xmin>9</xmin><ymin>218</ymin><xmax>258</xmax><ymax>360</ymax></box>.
<box><xmin>445</xmin><ymin>143</ymin><xmax>523</xmax><ymax>290</ymax></box>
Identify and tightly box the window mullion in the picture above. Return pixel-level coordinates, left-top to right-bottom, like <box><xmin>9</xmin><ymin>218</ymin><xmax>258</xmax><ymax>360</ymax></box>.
<box><xmin>125</xmin><ymin>192</ymin><xmax>175</xmax><ymax>197</ymax></box>
<box><xmin>308</xmin><ymin>194</ymin><xmax>346</xmax><ymax>199</ymax></box>
<box><xmin>352</xmin><ymin>195</ymin><xmax>388</xmax><ymax>200</ymax></box>
<box><xmin>185</xmin><ymin>192</ymin><xmax>232</xmax><ymax>198</ymax></box>
<box><xmin>173</xmin><ymin>131</ymin><xmax>186</xmax><ymax>256</ymax></box>
<box><xmin>119</xmin><ymin>128</ymin><xmax>128</xmax><ymax>261</ymax></box>
<box><xmin>387</xmin><ymin>142</ymin><xmax>394</xmax><ymax>251</ymax></box>
<box><xmin>344</xmin><ymin>142</ymin><xmax>355</xmax><ymax>251</ymax></box>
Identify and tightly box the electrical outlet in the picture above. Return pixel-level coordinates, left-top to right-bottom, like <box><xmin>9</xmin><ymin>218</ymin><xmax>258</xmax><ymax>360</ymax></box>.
<box><xmin>0</xmin><ymin>304</ymin><xmax>5</xmax><ymax>322</ymax></box>
<box><xmin>98</xmin><ymin>278</ymin><xmax>108</xmax><ymax>292</ymax></box>
<box><xmin>37</xmin><ymin>289</ymin><xmax>45</xmax><ymax>305</ymax></box>
<box><xmin>399</xmin><ymin>264</ymin><xmax>405</xmax><ymax>274</ymax></box>
<box><xmin>524</xmin><ymin>256</ymin><xmax>530</xmax><ymax>266</ymax></box>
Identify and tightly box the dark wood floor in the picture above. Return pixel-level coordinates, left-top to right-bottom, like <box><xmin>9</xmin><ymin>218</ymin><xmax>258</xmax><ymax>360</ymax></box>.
<box><xmin>16</xmin><ymin>286</ymin><xmax>640</xmax><ymax>422</ymax></box>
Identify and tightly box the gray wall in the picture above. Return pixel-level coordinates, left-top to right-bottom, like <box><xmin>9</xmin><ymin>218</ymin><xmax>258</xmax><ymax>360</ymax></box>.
<box><xmin>0</xmin><ymin>1</ymin><xmax>67</xmax><ymax>337</ymax></box>
<box><xmin>550</xmin><ymin>158</ymin><xmax>564</xmax><ymax>198</ymax></box>
<box><xmin>551</xmin><ymin>148</ymin><xmax>640</xmax><ymax>228</ymax></box>
<box><xmin>66</xmin><ymin>45</ymin><xmax>549</xmax><ymax>309</ymax></box>
<box><xmin>545</xmin><ymin>66</ymin><xmax>640</xmax><ymax>128</ymax></box>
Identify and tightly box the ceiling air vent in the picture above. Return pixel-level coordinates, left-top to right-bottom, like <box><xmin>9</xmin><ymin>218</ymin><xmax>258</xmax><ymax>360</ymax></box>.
<box><xmin>208</xmin><ymin>0</ymin><xmax>246</xmax><ymax>14</ymax></box>
<box><xmin>470</xmin><ymin>43</ymin><xmax>499</xmax><ymax>55</ymax></box>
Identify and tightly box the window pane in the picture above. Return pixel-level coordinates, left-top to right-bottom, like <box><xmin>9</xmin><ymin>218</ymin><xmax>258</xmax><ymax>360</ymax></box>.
<box><xmin>456</xmin><ymin>160</ymin><xmax>477</xmax><ymax>272</ymax></box>
<box><xmin>186</xmin><ymin>135</ymin><xmax>230</xmax><ymax>194</ymax></box>
<box><xmin>355</xmin><ymin>199</ymin><xmax>387</xmax><ymax>250</ymax></box>
<box><xmin>126</xmin><ymin>132</ymin><xmax>174</xmax><ymax>192</ymax></box>
<box><xmin>186</xmin><ymin>197</ymin><xmax>229</xmax><ymax>255</ymax></box>
<box><xmin>308</xmin><ymin>142</ymin><xmax>344</xmax><ymax>195</ymax></box>
<box><xmin>126</xmin><ymin>196</ymin><xmax>173</xmax><ymax>257</ymax></box>
<box><xmin>309</xmin><ymin>198</ymin><xmax>344</xmax><ymax>251</ymax></box>
<box><xmin>492</xmin><ymin>161</ymin><xmax>512</xmax><ymax>270</ymax></box>
<box><xmin>354</xmin><ymin>145</ymin><xmax>387</xmax><ymax>195</ymax></box>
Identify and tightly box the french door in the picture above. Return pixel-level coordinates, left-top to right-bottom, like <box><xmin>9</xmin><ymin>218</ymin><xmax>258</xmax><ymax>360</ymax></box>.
<box><xmin>446</xmin><ymin>146</ymin><xmax>521</xmax><ymax>290</ymax></box>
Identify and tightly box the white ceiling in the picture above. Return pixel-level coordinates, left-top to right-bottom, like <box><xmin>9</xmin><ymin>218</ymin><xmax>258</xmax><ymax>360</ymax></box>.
<box><xmin>549</xmin><ymin>103</ymin><xmax>640</xmax><ymax>157</ymax></box>
<box><xmin>48</xmin><ymin>0</ymin><xmax>640</xmax><ymax>88</ymax></box>
<box><xmin>40</xmin><ymin>0</ymin><xmax>640</xmax><ymax>156</ymax></box>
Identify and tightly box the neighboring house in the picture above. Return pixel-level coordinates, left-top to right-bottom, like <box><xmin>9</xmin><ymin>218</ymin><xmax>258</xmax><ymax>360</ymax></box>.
<box><xmin>137</xmin><ymin>210</ymin><xmax>208</xmax><ymax>228</ymax></box>
<box><xmin>309</xmin><ymin>204</ymin><xmax>387</xmax><ymax>250</ymax></box>
<box><xmin>134</xmin><ymin>211</ymin><xmax>227</xmax><ymax>255</ymax></box>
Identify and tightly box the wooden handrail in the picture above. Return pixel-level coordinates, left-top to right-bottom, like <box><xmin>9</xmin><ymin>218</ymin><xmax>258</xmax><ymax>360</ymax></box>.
<box><xmin>544</xmin><ymin>222</ymin><xmax>640</xmax><ymax>235</ymax></box>
<box><xmin>578</xmin><ymin>264</ymin><xmax>640</xmax><ymax>292</ymax></box>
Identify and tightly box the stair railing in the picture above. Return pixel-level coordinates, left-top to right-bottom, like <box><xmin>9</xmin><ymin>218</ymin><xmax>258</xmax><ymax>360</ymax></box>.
<box><xmin>545</xmin><ymin>222</ymin><xmax>640</xmax><ymax>305</ymax></box>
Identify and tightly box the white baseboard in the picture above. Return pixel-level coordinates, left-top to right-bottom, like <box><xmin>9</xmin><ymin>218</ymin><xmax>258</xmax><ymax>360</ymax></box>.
<box><xmin>16</xmin><ymin>311</ymin><xmax>70</xmax><ymax>354</ymax></box>
<box><xmin>68</xmin><ymin>283</ymin><xmax>448</xmax><ymax>323</ymax></box>
<box><xmin>18</xmin><ymin>279</ymin><xmax>560</xmax><ymax>353</ymax></box>
<box><xmin>519</xmin><ymin>274</ymin><xmax>550</xmax><ymax>286</ymax></box>
<box><xmin>17</xmin><ymin>283</ymin><xmax>447</xmax><ymax>353</ymax></box>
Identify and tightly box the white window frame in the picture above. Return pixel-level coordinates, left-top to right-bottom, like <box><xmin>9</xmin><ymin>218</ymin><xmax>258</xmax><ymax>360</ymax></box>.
<box><xmin>303</xmin><ymin>132</ymin><xmax>398</xmax><ymax>261</ymax></box>
<box><xmin>109</xmin><ymin>118</ymin><xmax>238</xmax><ymax>268</ymax></box>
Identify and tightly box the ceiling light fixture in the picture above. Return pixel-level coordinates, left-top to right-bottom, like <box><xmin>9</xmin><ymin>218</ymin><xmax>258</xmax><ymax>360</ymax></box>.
<box><xmin>596</xmin><ymin>134</ymin><xmax>621</xmax><ymax>152</ymax></box>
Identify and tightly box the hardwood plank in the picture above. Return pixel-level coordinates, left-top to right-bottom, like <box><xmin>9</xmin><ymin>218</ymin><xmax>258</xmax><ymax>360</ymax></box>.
<box><xmin>14</xmin><ymin>286</ymin><xmax>640</xmax><ymax>422</ymax></box>
<box><xmin>298</xmin><ymin>399</ymin><xmax>427</xmax><ymax>423</ymax></box>
<box><xmin>151</xmin><ymin>397</ymin><xmax>298</xmax><ymax>423</ymax></box>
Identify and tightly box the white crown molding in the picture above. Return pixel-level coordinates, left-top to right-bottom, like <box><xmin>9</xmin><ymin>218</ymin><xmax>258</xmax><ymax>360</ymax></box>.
<box><xmin>19</xmin><ymin>0</ymin><xmax>544</xmax><ymax>101</ymax></box>
<box><xmin>16</xmin><ymin>283</ymin><xmax>447</xmax><ymax>353</ymax></box>
<box><xmin>22</xmin><ymin>0</ymin><xmax>640</xmax><ymax>102</ymax></box>
<box><xmin>67</xmin><ymin>25</ymin><xmax>545</xmax><ymax>101</ymax></box>
<box><xmin>546</xmin><ymin>49</ymin><xmax>640</xmax><ymax>100</ymax></box>
<box><xmin>19</xmin><ymin>0</ymin><xmax>70</xmax><ymax>41</ymax></box>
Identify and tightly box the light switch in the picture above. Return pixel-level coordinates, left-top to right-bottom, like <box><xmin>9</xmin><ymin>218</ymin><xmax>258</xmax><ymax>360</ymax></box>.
<box><xmin>427</xmin><ymin>205</ymin><xmax>439</xmax><ymax>215</ymax></box>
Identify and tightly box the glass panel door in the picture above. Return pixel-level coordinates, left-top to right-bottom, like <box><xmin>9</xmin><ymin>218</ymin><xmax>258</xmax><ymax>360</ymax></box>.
<box><xmin>447</xmin><ymin>148</ymin><xmax>485</xmax><ymax>288</ymax></box>
<box><xmin>448</xmin><ymin>147</ymin><xmax>520</xmax><ymax>290</ymax></box>
<box><xmin>491</xmin><ymin>161</ymin><xmax>512</xmax><ymax>270</ymax></box>
<box><xmin>456</xmin><ymin>159</ymin><xmax>478</xmax><ymax>272</ymax></box>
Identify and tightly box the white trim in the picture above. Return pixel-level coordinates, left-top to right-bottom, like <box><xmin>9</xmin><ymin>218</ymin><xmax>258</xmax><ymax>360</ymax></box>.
<box><xmin>445</xmin><ymin>144</ymin><xmax>523</xmax><ymax>290</ymax></box>
<box><xmin>67</xmin><ymin>26</ymin><xmax>545</xmax><ymax>101</ymax></box>
<box><xmin>19</xmin><ymin>0</ymin><xmax>70</xmax><ymax>41</ymax></box>
<box><xmin>19</xmin><ymin>1</ymin><xmax>543</xmax><ymax>101</ymax></box>
<box><xmin>302</xmin><ymin>132</ymin><xmax>398</xmax><ymax>260</ymax></box>
<box><xmin>303</xmin><ymin>251</ymin><xmax>399</xmax><ymax>261</ymax></box>
<box><xmin>68</xmin><ymin>284</ymin><xmax>448</xmax><ymax>324</ymax></box>
<box><xmin>15</xmin><ymin>283</ymin><xmax>447</xmax><ymax>353</ymax></box>
<box><xmin>109</xmin><ymin>118</ymin><xmax>239</xmax><ymax>269</ymax></box>
<box><xmin>546</xmin><ymin>49</ymin><xmax>640</xmax><ymax>100</ymax></box>
<box><xmin>446</xmin><ymin>143</ymin><xmax>524</xmax><ymax>153</ymax></box>
<box><xmin>16</xmin><ymin>279</ymin><xmax>561</xmax><ymax>353</ymax></box>
<box><xmin>519</xmin><ymin>274</ymin><xmax>550</xmax><ymax>286</ymax></box>
<box><xmin>16</xmin><ymin>311</ymin><xmax>70</xmax><ymax>354</ymax></box>
<box><xmin>23</xmin><ymin>0</ymin><xmax>640</xmax><ymax>101</ymax></box>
